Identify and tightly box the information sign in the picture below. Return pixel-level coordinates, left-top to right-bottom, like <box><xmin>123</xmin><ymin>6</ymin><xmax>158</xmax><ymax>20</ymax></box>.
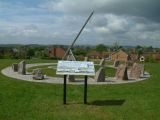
<box><xmin>56</xmin><ymin>60</ymin><xmax>95</xmax><ymax>76</ymax></box>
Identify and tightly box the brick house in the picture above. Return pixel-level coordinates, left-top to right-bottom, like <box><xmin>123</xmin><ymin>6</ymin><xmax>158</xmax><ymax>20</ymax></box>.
<box><xmin>87</xmin><ymin>51</ymin><xmax>109</xmax><ymax>59</ymax></box>
<box><xmin>111</xmin><ymin>50</ymin><xmax>138</xmax><ymax>62</ymax></box>
<box><xmin>49</xmin><ymin>47</ymin><xmax>66</xmax><ymax>59</ymax></box>
<box><xmin>111</xmin><ymin>50</ymin><xmax>129</xmax><ymax>61</ymax></box>
<box><xmin>155</xmin><ymin>53</ymin><xmax>160</xmax><ymax>61</ymax></box>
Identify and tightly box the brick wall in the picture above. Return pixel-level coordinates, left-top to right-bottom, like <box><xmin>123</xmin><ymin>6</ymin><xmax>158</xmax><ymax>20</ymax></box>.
<box><xmin>111</xmin><ymin>50</ymin><xmax>128</xmax><ymax>61</ymax></box>
<box><xmin>50</xmin><ymin>47</ymin><xmax>65</xmax><ymax>59</ymax></box>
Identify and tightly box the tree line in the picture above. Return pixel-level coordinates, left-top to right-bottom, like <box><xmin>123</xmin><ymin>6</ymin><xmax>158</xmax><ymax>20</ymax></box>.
<box><xmin>0</xmin><ymin>44</ymin><xmax>160</xmax><ymax>62</ymax></box>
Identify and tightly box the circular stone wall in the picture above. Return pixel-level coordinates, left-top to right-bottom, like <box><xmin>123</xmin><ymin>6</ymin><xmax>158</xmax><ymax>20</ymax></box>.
<box><xmin>1</xmin><ymin>63</ymin><xmax>150</xmax><ymax>85</ymax></box>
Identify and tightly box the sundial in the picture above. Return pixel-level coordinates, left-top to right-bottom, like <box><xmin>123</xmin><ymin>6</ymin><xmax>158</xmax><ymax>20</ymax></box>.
<box><xmin>56</xmin><ymin>11</ymin><xmax>94</xmax><ymax>104</ymax></box>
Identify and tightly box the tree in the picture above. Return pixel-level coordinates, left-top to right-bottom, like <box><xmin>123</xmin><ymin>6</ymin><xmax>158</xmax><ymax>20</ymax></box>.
<box><xmin>27</xmin><ymin>49</ymin><xmax>35</xmax><ymax>59</ymax></box>
<box><xmin>135</xmin><ymin>45</ymin><xmax>144</xmax><ymax>59</ymax></box>
<box><xmin>35</xmin><ymin>51</ymin><xmax>41</xmax><ymax>58</ymax></box>
<box><xmin>145</xmin><ymin>46</ymin><xmax>153</xmax><ymax>52</ymax></box>
<box><xmin>136</xmin><ymin>45</ymin><xmax>143</xmax><ymax>50</ymax></box>
<box><xmin>95</xmin><ymin>44</ymin><xmax>107</xmax><ymax>53</ymax></box>
<box><xmin>112</xmin><ymin>41</ymin><xmax>121</xmax><ymax>51</ymax></box>
<box><xmin>137</xmin><ymin>48</ymin><xmax>143</xmax><ymax>59</ymax></box>
<box><xmin>74</xmin><ymin>48</ymin><xmax>87</xmax><ymax>56</ymax></box>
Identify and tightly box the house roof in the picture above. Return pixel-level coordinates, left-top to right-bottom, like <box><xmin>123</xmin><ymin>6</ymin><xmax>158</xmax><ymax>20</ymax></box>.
<box><xmin>111</xmin><ymin>49</ymin><xmax>128</xmax><ymax>56</ymax></box>
<box><xmin>87</xmin><ymin>51</ymin><xmax>110</xmax><ymax>56</ymax></box>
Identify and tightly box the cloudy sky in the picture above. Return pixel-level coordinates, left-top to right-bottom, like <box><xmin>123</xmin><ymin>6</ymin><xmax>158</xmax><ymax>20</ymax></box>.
<box><xmin>0</xmin><ymin>0</ymin><xmax>160</xmax><ymax>47</ymax></box>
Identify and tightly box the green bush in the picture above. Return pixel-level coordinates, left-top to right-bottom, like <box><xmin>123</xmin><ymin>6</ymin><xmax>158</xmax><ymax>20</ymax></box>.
<box><xmin>145</xmin><ymin>55</ymin><xmax>156</xmax><ymax>63</ymax></box>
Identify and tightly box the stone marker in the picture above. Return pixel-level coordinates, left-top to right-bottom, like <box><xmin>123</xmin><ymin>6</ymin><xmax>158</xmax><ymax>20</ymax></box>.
<box><xmin>32</xmin><ymin>68</ymin><xmax>44</xmax><ymax>80</ymax></box>
<box><xmin>67</xmin><ymin>50</ymin><xmax>76</xmax><ymax>82</ymax></box>
<box><xmin>113</xmin><ymin>59</ymin><xmax>120</xmax><ymax>67</ymax></box>
<box><xmin>116</xmin><ymin>64</ymin><xmax>128</xmax><ymax>80</ymax></box>
<box><xmin>140</xmin><ymin>64</ymin><xmax>144</xmax><ymax>76</ymax></box>
<box><xmin>12</xmin><ymin>63</ymin><xmax>18</xmax><ymax>72</ymax></box>
<box><xmin>126</xmin><ymin>61</ymin><xmax>133</xmax><ymax>67</ymax></box>
<box><xmin>126</xmin><ymin>55</ymin><xmax>133</xmax><ymax>67</ymax></box>
<box><xmin>129</xmin><ymin>63</ymin><xmax>144</xmax><ymax>79</ymax></box>
<box><xmin>139</xmin><ymin>64</ymin><xmax>144</xmax><ymax>75</ymax></box>
<box><xmin>67</xmin><ymin>50</ymin><xmax>76</xmax><ymax>61</ymax></box>
<box><xmin>129</xmin><ymin>63</ymin><xmax>141</xmax><ymax>79</ymax></box>
<box><xmin>67</xmin><ymin>75</ymin><xmax>75</xmax><ymax>82</ymax></box>
<box><xmin>99</xmin><ymin>58</ymin><xmax>105</xmax><ymax>66</ymax></box>
<box><xmin>95</xmin><ymin>67</ymin><xmax>105</xmax><ymax>82</ymax></box>
<box><xmin>18</xmin><ymin>60</ymin><xmax>26</xmax><ymax>75</ymax></box>
<box><xmin>95</xmin><ymin>58</ymin><xmax>106</xmax><ymax>82</ymax></box>
<box><xmin>84</xmin><ymin>57</ymin><xmax>89</xmax><ymax>61</ymax></box>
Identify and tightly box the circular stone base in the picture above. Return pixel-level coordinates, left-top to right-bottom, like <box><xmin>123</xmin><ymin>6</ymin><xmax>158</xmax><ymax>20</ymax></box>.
<box><xmin>1</xmin><ymin>63</ymin><xmax>150</xmax><ymax>85</ymax></box>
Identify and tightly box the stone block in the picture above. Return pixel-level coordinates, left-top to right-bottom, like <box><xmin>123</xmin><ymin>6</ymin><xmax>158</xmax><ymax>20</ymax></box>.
<box><xmin>116</xmin><ymin>64</ymin><xmax>128</xmax><ymax>80</ymax></box>
<box><xmin>12</xmin><ymin>63</ymin><xmax>18</xmax><ymax>72</ymax></box>
<box><xmin>113</xmin><ymin>59</ymin><xmax>120</xmax><ymax>67</ymax></box>
<box><xmin>95</xmin><ymin>67</ymin><xmax>105</xmax><ymax>82</ymax></box>
<box><xmin>18</xmin><ymin>60</ymin><xmax>26</xmax><ymax>75</ymax></box>
<box><xmin>32</xmin><ymin>68</ymin><xmax>44</xmax><ymax>80</ymax></box>
<box><xmin>67</xmin><ymin>75</ymin><xmax>75</xmax><ymax>82</ymax></box>
<box><xmin>129</xmin><ymin>63</ymin><xmax>144</xmax><ymax>79</ymax></box>
<box><xmin>99</xmin><ymin>58</ymin><xmax>105</xmax><ymax>66</ymax></box>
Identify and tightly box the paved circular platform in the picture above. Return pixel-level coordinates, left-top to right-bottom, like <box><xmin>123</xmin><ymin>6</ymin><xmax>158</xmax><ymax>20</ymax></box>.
<box><xmin>1</xmin><ymin>63</ymin><xmax>150</xmax><ymax>85</ymax></box>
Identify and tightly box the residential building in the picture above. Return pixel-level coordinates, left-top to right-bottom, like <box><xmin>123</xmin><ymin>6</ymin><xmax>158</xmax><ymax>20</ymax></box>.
<box><xmin>111</xmin><ymin>50</ymin><xmax>129</xmax><ymax>61</ymax></box>
<box><xmin>49</xmin><ymin>47</ymin><xmax>66</xmax><ymax>59</ymax></box>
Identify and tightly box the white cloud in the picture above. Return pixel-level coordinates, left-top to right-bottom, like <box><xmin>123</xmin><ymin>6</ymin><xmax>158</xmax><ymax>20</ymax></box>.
<box><xmin>40</xmin><ymin>0</ymin><xmax>160</xmax><ymax>21</ymax></box>
<box><xmin>105</xmin><ymin>14</ymin><xmax>129</xmax><ymax>33</ymax></box>
<box><xmin>0</xmin><ymin>0</ymin><xmax>160</xmax><ymax>47</ymax></box>
<box><xmin>94</xmin><ymin>27</ymin><xmax>110</xmax><ymax>33</ymax></box>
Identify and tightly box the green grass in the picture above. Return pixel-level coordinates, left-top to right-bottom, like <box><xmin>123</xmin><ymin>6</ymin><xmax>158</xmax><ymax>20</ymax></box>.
<box><xmin>0</xmin><ymin>59</ymin><xmax>160</xmax><ymax>120</ymax></box>
<box><xmin>95</xmin><ymin>65</ymin><xmax>116</xmax><ymax>77</ymax></box>
<box><xmin>27</xmin><ymin>64</ymin><xmax>116</xmax><ymax>78</ymax></box>
<box><xmin>27</xmin><ymin>65</ymin><xmax>58</xmax><ymax>77</ymax></box>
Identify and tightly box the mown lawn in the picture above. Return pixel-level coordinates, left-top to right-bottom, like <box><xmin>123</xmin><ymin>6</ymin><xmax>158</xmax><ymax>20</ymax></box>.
<box><xmin>27</xmin><ymin>65</ymin><xmax>58</xmax><ymax>77</ymax></box>
<box><xmin>0</xmin><ymin>59</ymin><xmax>160</xmax><ymax>120</ymax></box>
<box><xmin>27</xmin><ymin>64</ymin><xmax>116</xmax><ymax>78</ymax></box>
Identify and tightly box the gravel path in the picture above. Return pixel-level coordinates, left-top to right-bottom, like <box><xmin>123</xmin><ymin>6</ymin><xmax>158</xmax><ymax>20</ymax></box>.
<box><xmin>1</xmin><ymin>63</ymin><xmax>150</xmax><ymax>85</ymax></box>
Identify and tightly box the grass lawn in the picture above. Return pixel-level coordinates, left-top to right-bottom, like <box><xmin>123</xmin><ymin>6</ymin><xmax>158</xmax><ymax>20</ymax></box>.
<box><xmin>27</xmin><ymin>64</ymin><xmax>116</xmax><ymax>78</ymax></box>
<box><xmin>27</xmin><ymin>65</ymin><xmax>59</xmax><ymax>77</ymax></box>
<box><xmin>0</xmin><ymin>59</ymin><xmax>160</xmax><ymax>120</ymax></box>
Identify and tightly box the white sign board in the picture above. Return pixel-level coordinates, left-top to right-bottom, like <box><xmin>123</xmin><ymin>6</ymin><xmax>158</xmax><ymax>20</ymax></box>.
<box><xmin>56</xmin><ymin>60</ymin><xmax>95</xmax><ymax>76</ymax></box>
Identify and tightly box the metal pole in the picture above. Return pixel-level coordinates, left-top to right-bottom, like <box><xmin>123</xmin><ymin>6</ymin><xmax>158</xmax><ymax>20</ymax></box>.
<box><xmin>63</xmin><ymin>75</ymin><xmax>67</xmax><ymax>104</ymax></box>
<box><xmin>63</xmin><ymin>11</ymin><xmax>94</xmax><ymax>60</ymax></box>
<box><xmin>84</xmin><ymin>75</ymin><xmax>88</xmax><ymax>104</ymax></box>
